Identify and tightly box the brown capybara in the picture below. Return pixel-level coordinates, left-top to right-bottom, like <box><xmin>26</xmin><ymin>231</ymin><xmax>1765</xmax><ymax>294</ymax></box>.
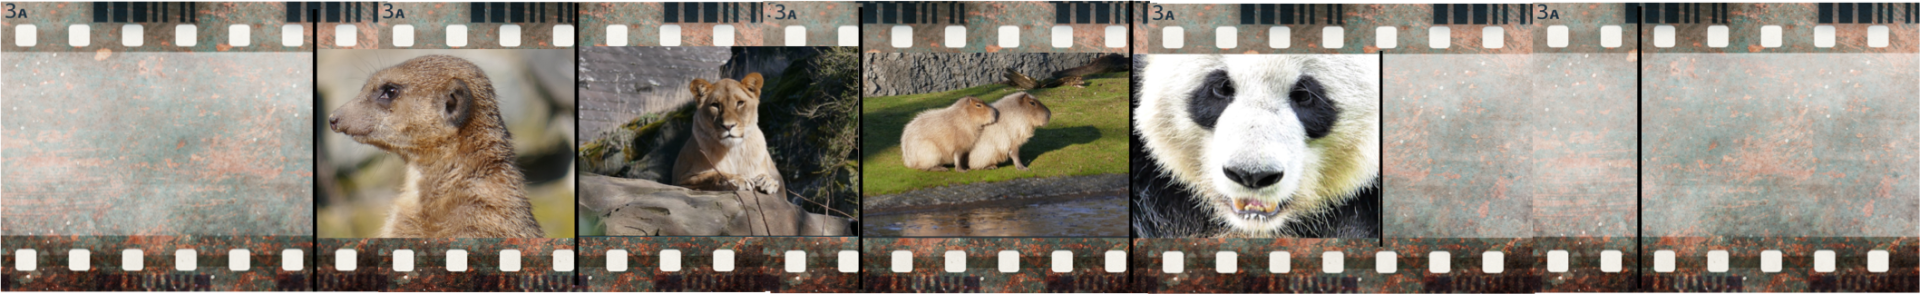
<box><xmin>900</xmin><ymin>96</ymin><xmax>999</xmax><ymax>171</ymax></box>
<box><xmin>967</xmin><ymin>92</ymin><xmax>1052</xmax><ymax>170</ymax></box>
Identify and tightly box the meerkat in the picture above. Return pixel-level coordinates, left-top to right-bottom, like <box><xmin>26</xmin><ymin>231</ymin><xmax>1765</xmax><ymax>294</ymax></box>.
<box><xmin>900</xmin><ymin>96</ymin><xmax>999</xmax><ymax>171</ymax></box>
<box><xmin>328</xmin><ymin>55</ymin><xmax>545</xmax><ymax>238</ymax></box>
<box><xmin>967</xmin><ymin>92</ymin><xmax>1052</xmax><ymax>171</ymax></box>
<box><xmin>672</xmin><ymin>73</ymin><xmax>784</xmax><ymax>195</ymax></box>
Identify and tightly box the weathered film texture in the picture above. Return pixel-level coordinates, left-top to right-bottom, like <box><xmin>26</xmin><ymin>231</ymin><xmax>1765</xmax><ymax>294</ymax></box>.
<box><xmin>2</xmin><ymin>52</ymin><xmax>314</xmax><ymax>235</ymax></box>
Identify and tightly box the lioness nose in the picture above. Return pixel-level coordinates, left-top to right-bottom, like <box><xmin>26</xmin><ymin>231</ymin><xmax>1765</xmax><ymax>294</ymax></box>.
<box><xmin>327</xmin><ymin>116</ymin><xmax>339</xmax><ymax>131</ymax></box>
<box><xmin>722</xmin><ymin>122</ymin><xmax>737</xmax><ymax>130</ymax></box>
<box><xmin>1224</xmin><ymin>167</ymin><xmax>1283</xmax><ymax>189</ymax></box>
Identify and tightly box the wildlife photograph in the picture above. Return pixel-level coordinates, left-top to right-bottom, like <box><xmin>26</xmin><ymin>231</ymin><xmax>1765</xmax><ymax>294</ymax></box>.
<box><xmin>861</xmin><ymin>53</ymin><xmax>1130</xmax><ymax>237</ymax></box>
<box><xmin>576</xmin><ymin>46</ymin><xmax>859</xmax><ymax>236</ymax></box>
<box><xmin>1130</xmin><ymin>54</ymin><xmax>1382</xmax><ymax>239</ymax></box>
<box><xmin>315</xmin><ymin>49</ymin><xmax>577</xmax><ymax>238</ymax></box>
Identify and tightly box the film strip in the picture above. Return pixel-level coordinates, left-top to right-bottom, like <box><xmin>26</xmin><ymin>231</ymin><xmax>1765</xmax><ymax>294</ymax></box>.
<box><xmin>5</xmin><ymin>1</ymin><xmax>1918</xmax><ymax>293</ymax></box>
<box><xmin>583</xmin><ymin>1</ymin><xmax>858</xmax><ymax>46</ymax></box>
<box><xmin>309</xmin><ymin>1</ymin><xmax>579</xmax><ymax>291</ymax></box>
<box><xmin>860</xmin><ymin>1</ymin><xmax>1133</xmax><ymax>292</ymax></box>
<box><xmin>2</xmin><ymin>2</ymin><xmax>316</xmax><ymax>291</ymax></box>
<box><xmin>1131</xmin><ymin>2</ymin><xmax>1916</xmax><ymax>293</ymax></box>
<box><xmin>1</xmin><ymin>2</ymin><xmax>314</xmax><ymax>52</ymax></box>
<box><xmin>315</xmin><ymin>2</ymin><xmax>577</xmax><ymax>49</ymax></box>
<box><xmin>575</xmin><ymin>1</ymin><xmax>863</xmax><ymax>293</ymax></box>
<box><xmin>862</xmin><ymin>1</ymin><xmax>1132</xmax><ymax>52</ymax></box>
<box><xmin>1635</xmin><ymin>2</ymin><xmax>1918</xmax><ymax>292</ymax></box>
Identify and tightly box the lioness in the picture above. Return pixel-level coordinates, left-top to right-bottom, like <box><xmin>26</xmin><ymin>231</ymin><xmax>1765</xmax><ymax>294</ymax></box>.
<box><xmin>672</xmin><ymin>73</ymin><xmax>784</xmax><ymax>195</ymax></box>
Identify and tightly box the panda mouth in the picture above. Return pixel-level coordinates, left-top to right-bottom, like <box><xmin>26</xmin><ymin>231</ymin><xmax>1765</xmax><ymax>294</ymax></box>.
<box><xmin>1232</xmin><ymin>198</ymin><xmax>1289</xmax><ymax>220</ymax></box>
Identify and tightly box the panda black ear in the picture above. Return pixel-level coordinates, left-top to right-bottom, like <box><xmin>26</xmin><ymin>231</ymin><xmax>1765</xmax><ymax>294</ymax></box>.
<box><xmin>446</xmin><ymin>79</ymin><xmax>474</xmax><ymax>128</ymax></box>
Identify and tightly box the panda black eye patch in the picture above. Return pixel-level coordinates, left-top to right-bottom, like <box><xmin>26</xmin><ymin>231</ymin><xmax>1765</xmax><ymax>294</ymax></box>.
<box><xmin>1186</xmin><ymin>70</ymin><xmax>1235</xmax><ymax>130</ymax></box>
<box><xmin>1290</xmin><ymin>76</ymin><xmax>1340</xmax><ymax>139</ymax></box>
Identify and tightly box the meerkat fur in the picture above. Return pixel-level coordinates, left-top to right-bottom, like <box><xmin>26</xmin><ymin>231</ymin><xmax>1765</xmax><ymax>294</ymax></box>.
<box><xmin>328</xmin><ymin>55</ymin><xmax>545</xmax><ymax>238</ymax></box>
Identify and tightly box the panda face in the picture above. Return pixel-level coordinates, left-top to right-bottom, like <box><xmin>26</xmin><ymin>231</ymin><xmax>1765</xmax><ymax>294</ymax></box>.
<box><xmin>1136</xmin><ymin>55</ymin><xmax>1379</xmax><ymax>235</ymax></box>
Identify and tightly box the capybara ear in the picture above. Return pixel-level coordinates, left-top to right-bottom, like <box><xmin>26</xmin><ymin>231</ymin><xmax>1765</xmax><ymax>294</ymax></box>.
<box><xmin>740</xmin><ymin>73</ymin><xmax>765</xmax><ymax>96</ymax></box>
<box><xmin>689</xmin><ymin>78</ymin><xmax>712</xmax><ymax>104</ymax></box>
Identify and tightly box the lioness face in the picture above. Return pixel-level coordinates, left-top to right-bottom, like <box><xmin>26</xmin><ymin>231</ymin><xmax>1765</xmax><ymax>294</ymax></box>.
<box><xmin>688</xmin><ymin>73</ymin><xmax>764</xmax><ymax>147</ymax></box>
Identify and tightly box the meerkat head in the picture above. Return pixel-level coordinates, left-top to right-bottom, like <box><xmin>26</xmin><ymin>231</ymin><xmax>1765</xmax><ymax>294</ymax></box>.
<box><xmin>329</xmin><ymin>55</ymin><xmax>506</xmax><ymax>159</ymax></box>
<box><xmin>688</xmin><ymin>73</ymin><xmax>765</xmax><ymax>148</ymax></box>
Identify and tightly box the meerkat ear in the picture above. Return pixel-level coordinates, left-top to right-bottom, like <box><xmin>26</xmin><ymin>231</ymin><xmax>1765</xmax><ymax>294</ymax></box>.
<box><xmin>446</xmin><ymin>79</ymin><xmax>475</xmax><ymax>128</ymax></box>
<box><xmin>740</xmin><ymin>73</ymin><xmax>764</xmax><ymax>96</ymax></box>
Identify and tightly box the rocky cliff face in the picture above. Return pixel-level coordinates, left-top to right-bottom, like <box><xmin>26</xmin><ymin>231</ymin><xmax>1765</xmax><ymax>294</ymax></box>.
<box><xmin>861</xmin><ymin>53</ymin><xmax>1109</xmax><ymax>97</ymax></box>
<box><xmin>578</xmin><ymin>47</ymin><xmax>730</xmax><ymax>139</ymax></box>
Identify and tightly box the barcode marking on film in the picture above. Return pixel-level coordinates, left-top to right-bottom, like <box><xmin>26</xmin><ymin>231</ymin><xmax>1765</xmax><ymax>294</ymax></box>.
<box><xmin>1626</xmin><ymin>3</ymin><xmax>1731</xmax><ymax>24</ymax></box>
<box><xmin>1818</xmin><ymin>3</ymin><xmax>1917</xmax><ymax>24</ymax></box>
<box><xmin>1430</xmin><ymin>4</ymin><xmax>1528</xmax><ymax>25</ymax></box>
<box><xmin>662</xmin><ymin>2</ymin><xmax>757</xmax><ymax>24</ymax></box>
<box><xmin>1051</xmin><ymin>1</ymin><xmax>1126</xmax><ymax>24</ymax></box>
<box><xmin>862</xmin><ymin>1</ymin><xmax>965</xmax><ymax>24</ymax></box>
<box><xmin>93</xmin><ymin>2</ymin><xmax>196</xmax><ymax>23</ymax></box>
<box><xmin>1239</xmin><ymin>4</ymin><xmax>1345</xmax><ymax>25</ymax></box>
<box><xmin>466</xmin><ymin>2</ymin><xmax>574</xmax><ymax>23</ymax></box>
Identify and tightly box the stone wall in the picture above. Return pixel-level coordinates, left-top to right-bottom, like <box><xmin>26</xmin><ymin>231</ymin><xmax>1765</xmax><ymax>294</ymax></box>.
<box><xmin>861</xmin><ymin>52</ymin><xmax>1108</xmax><ymax>97</ymax></box>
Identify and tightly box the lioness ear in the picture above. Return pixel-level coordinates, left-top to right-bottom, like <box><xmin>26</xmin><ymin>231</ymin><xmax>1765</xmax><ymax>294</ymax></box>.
<box><xmin>740</xmin><ymin>73</ymin><xmax>764</xmax><ymax>96</ymax></box>
<box><xmin>689</xmin><ymin>78</ymin><xmax>712</xmax><ymax>104</ymax></box>
<box><xmin>446</xmin><ymin>79</ymin><xmax>475</xmax><ymax>128</ymax></box>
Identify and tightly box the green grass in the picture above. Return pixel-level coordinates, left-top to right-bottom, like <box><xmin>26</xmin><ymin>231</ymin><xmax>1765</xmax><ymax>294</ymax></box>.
<box><xmin>861</xmin><ymin>71</ymin><xmax>1130</xmax><ymax>196</ymax></box>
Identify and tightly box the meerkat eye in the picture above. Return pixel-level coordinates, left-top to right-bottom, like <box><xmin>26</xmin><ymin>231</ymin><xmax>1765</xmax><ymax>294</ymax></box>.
<box><xmin>375</xmin><ymin>84</ymin><xmax>398</xmax><ymax>106</ymax></box>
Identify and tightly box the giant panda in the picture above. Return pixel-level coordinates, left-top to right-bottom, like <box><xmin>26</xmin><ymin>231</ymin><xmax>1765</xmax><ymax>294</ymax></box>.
<box><xmin>1130</xmin><ymin>55</ymin><xmax>1380</xmax><ymax>238</ymax></box>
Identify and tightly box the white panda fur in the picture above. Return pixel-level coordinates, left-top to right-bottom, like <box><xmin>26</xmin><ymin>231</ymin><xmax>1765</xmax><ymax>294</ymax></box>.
<box><xmin>1131</xmin><ymin>54</ymin><xmax>1380</xmax><ymax>238</ymax></box>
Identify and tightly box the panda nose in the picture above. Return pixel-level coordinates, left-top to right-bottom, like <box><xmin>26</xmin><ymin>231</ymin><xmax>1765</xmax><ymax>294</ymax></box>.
<box><xmin>1223</xmin><ymin>167</ymin><xmax>1284</xmax><ymax>189</ymax></box>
